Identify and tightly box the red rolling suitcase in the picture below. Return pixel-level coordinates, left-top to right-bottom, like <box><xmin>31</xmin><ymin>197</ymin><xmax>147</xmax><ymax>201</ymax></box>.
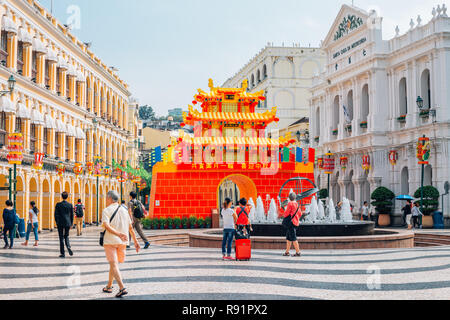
<box><xmin>235</xmin><ymin>239</ymin><xmax>251</xmax><ymax>261</ymax></box>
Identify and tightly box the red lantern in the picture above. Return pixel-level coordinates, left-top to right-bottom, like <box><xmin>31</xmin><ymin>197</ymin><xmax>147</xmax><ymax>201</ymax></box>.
<box><xmin>362</xmin><ymin>155</ymin><xmax>371</xmax><ymax>172</ymax></box>
<box><xmin>7</xmin><ymin>133</ymin><xmax>24</xmax><ymax>165</ymax></box>
<box><xmin>389</xmin><ymin>150</ymin><xmax>398</xmax><ymax>166</ymax></box>
<box><xmin>317</xmin><ymin>158</ymin><xmax>324</xmax><ymax>170</ymax></box>
<box><xmin>340</xmin><ymin>157</ymin><xmax>348</xmax><ymax>172</ymax></box>
<box><xmin>32</xmin><ymin>153</ymin><xmax>45</xmax><ymax>170</ymax></box>
<box><xmin>86</xmin><ymin>162</ymin><xmax>94</xmax><ymax>175</ymax></box>
<box><xmin>57</xmin><ymin>162</ymin><xmax>65</xmax><ymax>176</ymax></box>
<box><xmin>73</xmin><ymin>163</ymin><xmax>83</xmax><ymax>177</ymax></box>
<box><xmin>323</xmin><ymin>153</ymin><xmax>335</xmax><ymax>174</ymax></box>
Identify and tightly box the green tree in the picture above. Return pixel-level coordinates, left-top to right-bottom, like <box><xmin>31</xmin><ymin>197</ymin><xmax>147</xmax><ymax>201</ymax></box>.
<box><xmin>371</xmin><ymin>187</ymin><xmax>395</xmax><ymax>214</ymax></box>
<box><xmin>139</xmin><ymin>105</ymin><xmax>155</xmax><ymax>121</ymax></box>
<box><xmin>414</xmin><ymin>186</ymin><xmax>440</xmax><ymax>216</ymax></box>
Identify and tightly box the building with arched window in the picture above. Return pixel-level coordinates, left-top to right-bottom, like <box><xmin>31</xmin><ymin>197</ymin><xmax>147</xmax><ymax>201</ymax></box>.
<box><xmin>223</xmin><ymin>44</ymin><xmax>325</xmax><ymax>131</ymax></box>
<box><xmin>310</xmin><ymin>4</ymin><xmax>450</xmax><ymax>226</ymax></box>
<box><xmin>0</xmin><ymin>0</ymin><xmax>142</xmax><ymax>231</ymax></box>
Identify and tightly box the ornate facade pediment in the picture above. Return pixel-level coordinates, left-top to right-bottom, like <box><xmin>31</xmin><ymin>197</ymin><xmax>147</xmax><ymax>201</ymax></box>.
<box><xmin>322</xmin><ymin>5</ymin><xmax>369</xmax><ymax>48</ymax></box>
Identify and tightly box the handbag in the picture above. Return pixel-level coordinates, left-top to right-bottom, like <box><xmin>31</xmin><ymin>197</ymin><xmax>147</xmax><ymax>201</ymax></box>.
<box><xmin>282</xmin><ymin>203</ymin><xmax>300</xmax><ymax>229</ymax></box>
<box><xmin>99</xmin><ymin>205</ymin><xmax>121</xmax><ymax>247</ymax></box>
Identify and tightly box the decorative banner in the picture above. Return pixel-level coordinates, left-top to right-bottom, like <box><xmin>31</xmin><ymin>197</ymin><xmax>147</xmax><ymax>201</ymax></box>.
<box><xmin>32</xmin><ymin>152</ymin><xmax>45</xmax><ymax>170</ymax></box>
<box><xmin>323</xmin><ymin>153</ymin><xmax>335</xmax><ymax>175</ymax></box>
<box><xmin>317</xmin><ymin>157</ymin><xmax>324</xmax><ymax>170</ymax></box>
<box><xmin>73</xmin><ymin>163</ymin><xmax>83</xmax><ymax>177</ymax></box>
<box><xmin>86</xmin><ymin>162</ymin><xmax>94</xmax><ymax>175</ymax></box>
<box><xmin>7</xmin><ymin>133</ymin><xmax>24</xmax><ymax>165</ymax></box>
<box><xmin>417</xmin><ymin>137</ymin><xmax>431</xmax><ymax>165</ymax></box>
<box><xmin>340</xmin><ymin>157</ymin><xmax>348</xmax><ymax>172</ymax></box>
<box><xmin>362</xmin><ymin>155</ymin><xmax>371</xmax><ymax>172</ymax></box>
<box><xmin>118</xmin><ymin>171</ymin><xmax>127</xmax><ymax>183</ymax></box>
<box><xmin>389</xmin><ymin>150</ymin><xmax>398</xmax><ymax>166</ymax></box>
<box><xmin>94</xmin><ymin>157</ymin><xmax>103</xmax><ymax>177</ymax></box>
<box><xmin>56</xmin><ymin>162</ymin><xmax>65</xmax><ymax>176</ymax></box>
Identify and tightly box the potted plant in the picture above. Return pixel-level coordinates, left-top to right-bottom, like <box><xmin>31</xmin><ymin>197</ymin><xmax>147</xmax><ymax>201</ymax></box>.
<box><xmin>314</xmin><ymin>136</ymin><xmax>320</xmax><ymax>143</ymax></box>
<box><xmin>419</xmin><ymin>110</ymin><xmax>430</xmax><ymax>118</ymax></box>
<box><xmin>152</xmin><ymin>217</ymin><xmax>159</xmax><ymax>230</ymax></box>
<box><xmin>397</xmin><ymin>115</ymin><xmax>406</xmax><ymax>123</ymax></box>
<box><xmin>360</xmin><ymin>121</ymin><xmax>368</xmax><ymax>129</ymax></box>
<box><xmin>318</xmin><ymin>189</ymin><xmax>329</xmax><ymax>200</ymax></box>
<box><xmin>189</xmin><ymin>215</ymin><xmax>197</xmax><ymax>229</ymax></box>
<box><xmin>371</xmin><ymin>187</ymin><xmax>395</xmax><ymax>227</ymax></box>
<box><xmin>159</xmin><ymin>217</ymin><xmax>167</xmax><ymax>230</ymax></box>
<box><xmin>173</xmin><ymin>216</ymin><xmax>181</xmax><ymax>229</ymax></box>
<box><xmin>181</xmin><ymin>217</ymin><xmax>188</xmax><ymax>229</ymax></box>
<box><xmin>142</xmin><ymin>218</ymin><xmax>152</xmax><ymax>230</ymax></box>
<box><xmin>414</xmin><ymin>186</ymin><xmax>440</xmax><ymax>228</ymax></box>
<box><xmin>332</xmin><ymin>129</ymin><xmax>338</xmax><ymax>136</ymax></box>
<box><xmin>205</xmin><ymin>216</ymin><xmax>212</xmax><ymax>228</ymax></box>
<box><xmin>167</xmin><ymin>217</ymin><xmax>173</xmax><ymax>229</ymax></box>
<box><xmin>198</xmin><ymin>217</ymin><xmax>205</xmax><ymax>229</ymax></box>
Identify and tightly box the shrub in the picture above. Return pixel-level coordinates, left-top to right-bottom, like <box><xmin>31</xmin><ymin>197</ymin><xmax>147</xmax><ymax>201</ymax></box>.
<box><xmin>181</xmin><ymin>217</ymin><xmax>188</xmax><ymax>228</ymax></box>
<box><xmin>152</xmin><ymin>217</ymin><xmax>159</xmax><ymax>229</ymax></box>
<box><xmin>318</xmin><ymin>189</ymin><xmax>328</xmax><ymax>200</ymax></box>
<box><xmin>414</xmin><ymin>186</ymin><xmax>440</xmax><ymax>216</ymax></box>
<box><xmin>159</xmin><ymin>217</ymin><xmax>167</xmax><ymax>228</ymax></box>
<box><xmin>142</xmin><ymin>218</ymin><xmax>152</xmax><ymax>230</ymax></box>
<box><xmin>167</xmin><ymin>217</ymin><xmax>173</xmax><ymax>228</ymax></box>
<box><xmin>198</xmin><ymin>217</ymin><xmax>205</xmax><ymax>228</ymax></box>
<box><xmin>371</xmin><ymin>187</ymin><xmax>395</xmax><ymax>214</ymax></box>
<box><xmin>173</xmin><ymin>216</ymin><xmax>181</xmax><ymax>228</ymax></box>
<box><xmin>205</xmin><ymin>216</ymin><xmax>212</xmax><ymax>227</ymax></box>
<box><xmin>189</xmin><ymin>215</ymin><xmax>197</xmax><ymax>228</ymax></box>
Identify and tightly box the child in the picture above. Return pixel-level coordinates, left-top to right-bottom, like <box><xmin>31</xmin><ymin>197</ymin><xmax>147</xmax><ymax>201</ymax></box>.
<box><xmin>221</xmin><ymin>198</ymin><xmax>237</xmax><ymax>260</ymax></box>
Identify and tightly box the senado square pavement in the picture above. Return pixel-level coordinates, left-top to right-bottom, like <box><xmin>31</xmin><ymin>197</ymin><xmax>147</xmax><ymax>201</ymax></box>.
<box><xmin>1</xmin><ymin>228</ymin><xmax>450</xmax><ymax>300</ymax></box>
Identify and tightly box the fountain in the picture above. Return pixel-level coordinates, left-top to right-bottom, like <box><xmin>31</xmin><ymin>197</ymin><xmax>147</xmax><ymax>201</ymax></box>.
<box><xmin>340</xmin><ymin>197</ymin><xmax>353</xmax><ymax>223</ymax></box>
<box><xmin>255</xmin><ymin>196</ymin><xmax>265</xmax><ymax>223</ymax></box>
<box><xmin>327</xmin><ymin>198</ymin><xmax>337</xmax><ymax>223</ymax></box>
<box><xmin>317</xmin><ymin>198</ymin><xmax>325</xmax><ymax>220</ymax></box>
<box><xmin>305</xmin><ymin>196</ymin><xmax>318</xmax><ymax>223</ymax></box>
<box><xmin>248</xmin><ymin>198</ymin><xmax>256</xmax><ymax>222</ymax></box>
<box><xmin>267</xmin><ymin>199</ymin><xmax>278</xmax><ymax>223</ymax></box>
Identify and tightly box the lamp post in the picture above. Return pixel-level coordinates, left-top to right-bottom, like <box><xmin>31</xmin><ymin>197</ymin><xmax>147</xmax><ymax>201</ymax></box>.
<box><xmin>91</xmin><ymin>117</ymin><xmax>100</xmax><ymax>225</ymax></box>
<box><xmin>324</xmin><ymin>151</ymin><xmax>335</xmax><ymax>200</ymax></box>
<box><xmin>3</xmin><ymin>76</ymin><xmax>17</xmax><ymax>206</ymax></box>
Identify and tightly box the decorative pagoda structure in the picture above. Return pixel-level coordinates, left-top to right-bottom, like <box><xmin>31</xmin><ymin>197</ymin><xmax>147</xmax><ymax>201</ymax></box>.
<box><xmin>149</xmin><ymin>79</ymin><xmax>315</xmax><ymax>219</ymax></box>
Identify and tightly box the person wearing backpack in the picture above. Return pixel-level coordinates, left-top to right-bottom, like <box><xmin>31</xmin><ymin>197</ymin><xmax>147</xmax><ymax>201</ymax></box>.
<box><xmin>2</xmin><ymin>200</ymin><xmax>17</xmax><ymax>249</ymax></box>
<box><xmin>128</xmin><ymin>192</ymin><xmax>150</xmax><ymax>249</ymax></box>
<box><xmin>282</xmin><ymin>193</ymin><xmax>302</xmax><ymax>257</ymax></box>
<box><xmin>235</xmin><ymin>198</ymin><xmax>253</xmax><ymax>238</ymax></box>
<box><xmin>74</xmin><ymin>199</ymin><xmax>85</xmax><ymax>236</ymax></box>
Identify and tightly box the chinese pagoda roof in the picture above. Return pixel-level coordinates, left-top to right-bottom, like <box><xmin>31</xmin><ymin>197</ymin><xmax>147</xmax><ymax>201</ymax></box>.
<box><xmin>193</xmin><ymin>79</ymin><xmax>265</xmax><ymax>105</ymax></box>
<box><xmin>179</xmin><ymin>136</ymin><xmax>296</xmax><ymax>148</ymax></box>
<box><xmin>182</xmin><ymin>106</ymin><xmax>279</xmax><ymax>126</ymax></box>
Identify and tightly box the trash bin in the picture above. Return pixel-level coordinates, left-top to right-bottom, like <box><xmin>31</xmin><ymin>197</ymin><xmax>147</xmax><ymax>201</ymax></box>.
<box><xmin>433</xmin><ymin>211</ymin><xmax>444</xmax><ymax>229</ymax></box>
<box><xmin>17</xmin><ymin>218</ymin><xmax>26</xmax><ymax>238</ymax></box>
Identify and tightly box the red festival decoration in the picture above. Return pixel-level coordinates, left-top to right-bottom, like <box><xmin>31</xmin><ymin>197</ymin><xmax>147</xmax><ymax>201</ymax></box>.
<box><xmin>362</xmin><ymin>155</ymin><xmax>371</xmax><ymax>172</ymax></box>
<box><xmin>7</xmin><ymin>133</ymin><xmax>24</xmax><ymax>165</ymax></box>
<box><xmin>323</xmin><ymin>153</ymin><xmax>335</xmax><ymax>175</ymax></box>
<box><xmin>86</xmin><ymin>162</ymin><xmax>94</xmax><ymax>175</ymax></box>
<box><xmin>56</xmin><ymin>162</ymin><xmax>65</xmax><ymax>176</ymax></box>
<box><xmin>32</xmin><ymin>152</ymin><xmax>45</xmax><ymax>170</ymax></box>
<box><xmin>389</xmin><ymin>150</ymin><xmax>398</xmax><ymax>166</ymax></box>
<box><xmin>340</xmin><ymin>157</ymin><xmax>348</xmax><ymax>172</ymax></box>
<box><xmin>73</xmin><ymin>163</ymin><xmax>83</xmax><ymax>177</ymax></box>
<box><xmin>416</xmin><ymin>137</ymin><xmax>431</xmax><ymax>165</ymax></box>
<box><xmin>317</xmin><ymin>157</ymin><xmax>324</xmax><ymax>170</ymax></box>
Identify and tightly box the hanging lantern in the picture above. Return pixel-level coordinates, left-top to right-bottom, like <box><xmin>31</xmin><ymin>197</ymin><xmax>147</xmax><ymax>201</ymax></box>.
<box><xmin>7</xmin><ymin>133</ymin><xmax>24</xmax><ymax>165</ymax></box>
<box><xmin>86</xmin><ymin>162</ymin><xmax>94</xmax><ymax>175</ymax></box>
<box><xmin>317</xmin><ymin>157</ymin><xmax>324</xmax><ymax>170</ymax></box>
<box><xmin>362</xmin><ymin>155</ymin><xmax>371</xmax><ymax>172</ymax></box>
<box><xmin>56</xmin><ymin>162</ymin><xmax>65</xmax><ymax>176</ymax></box>
<box><xmin>340</xmin><ymin>157</ymin><xmax>348</xmax><ymax>172</ymax></box>
<box><xmin>73</xmin><ymin>163</ymin><xmax>83</xmax><ymax>177</ymax></box>
<box><xmin>103</xmin><ymin>166</ymin><xmax>111</xmax><ymax>177</ymax></box>
<box><xmin>323</xmin><ymin>152</ymin><xmax>335</xmax><ymax>175</ymax></box>
<box><xmin>32</xmin><ymin>152</ymin><xmax>45</xmax><ymax>170</ymax></box>
<box><xmin>389</xmin><ymin>150</ymin><xmax>398</xmax><ymax>166</ymax></box>
<box><xmin>416</xmin><ymin>137</ymin><xmax>431</xmax><ymax>165</ymax></box>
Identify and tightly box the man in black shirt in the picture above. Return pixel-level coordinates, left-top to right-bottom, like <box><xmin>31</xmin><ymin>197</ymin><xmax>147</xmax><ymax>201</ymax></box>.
<box><xmin>401</xmin><ymin>200</ymin><xmax>412</xmax><ymax>227</ymax></box>
<box><xmin>55</xmin><ymin>192</ymin><xmax>74</xmax><ymax>258</ymax></box>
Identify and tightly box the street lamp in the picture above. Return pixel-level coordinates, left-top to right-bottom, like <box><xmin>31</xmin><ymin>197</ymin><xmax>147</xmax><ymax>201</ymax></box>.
<box><xmin>416</xmin><ymin>96</ymin><xmax>424</xmax><ymax>110</ymax></box>
<box><xmin>4</xmin><ymin>76</ymin><xmax>16</xmax><ymax>211</ymax></box>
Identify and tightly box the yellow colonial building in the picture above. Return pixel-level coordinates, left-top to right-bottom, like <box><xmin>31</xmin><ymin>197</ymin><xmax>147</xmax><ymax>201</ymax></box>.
<box><xmin>0</xmin><ymin>0</ymin><xmax>142</xmax><ymax>231</ymax></box>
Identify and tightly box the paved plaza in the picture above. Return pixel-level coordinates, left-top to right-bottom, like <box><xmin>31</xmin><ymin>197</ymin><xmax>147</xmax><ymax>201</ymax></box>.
<box><xmin>1</xmin><ymin>228</ymin><xmax>450</xmax><ymax>300</ymax></box>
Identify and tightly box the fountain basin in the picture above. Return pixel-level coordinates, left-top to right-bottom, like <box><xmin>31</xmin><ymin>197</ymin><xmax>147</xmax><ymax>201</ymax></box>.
<box><xmin>252</xmin><ymin>221</ymin><xmax>375</xmax><ymax>237</ymax></box>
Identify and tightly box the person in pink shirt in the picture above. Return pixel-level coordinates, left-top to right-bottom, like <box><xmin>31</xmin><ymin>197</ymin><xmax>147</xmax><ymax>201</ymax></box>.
<box><xmin>282</xmin><ymin>193</ymin><xmax>302</xmax><ymax>257</ymax></box>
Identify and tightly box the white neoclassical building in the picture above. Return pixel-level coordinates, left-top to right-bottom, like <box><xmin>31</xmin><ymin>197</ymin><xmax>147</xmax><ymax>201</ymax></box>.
<box><xmin>310</xmin><ymin>4</ymin><xmax>450</xmax><ymax>225</ymax></box>
<box><xmin>223</xmin><ymin>44</ymin><xmax>326</xmax><ymax>130</ymax></box>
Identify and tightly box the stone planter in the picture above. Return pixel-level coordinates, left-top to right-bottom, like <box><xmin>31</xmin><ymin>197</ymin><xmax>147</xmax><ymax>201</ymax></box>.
<box><xmin>422</xmin><ymin>215</ymin><xmax>434</xmax><ymax>229</ymax></box>
<box><xmin>378</xmin><ymin>214</ymin><xmax>391</xmax><ymax>227</ymax></box>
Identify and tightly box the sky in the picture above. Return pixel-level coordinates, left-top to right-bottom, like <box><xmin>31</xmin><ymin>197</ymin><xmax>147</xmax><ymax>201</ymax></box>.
<box><xmin>37</xmin><ymin>0</ymin><xmax>442</xmax><ymax>116</ymax></box>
